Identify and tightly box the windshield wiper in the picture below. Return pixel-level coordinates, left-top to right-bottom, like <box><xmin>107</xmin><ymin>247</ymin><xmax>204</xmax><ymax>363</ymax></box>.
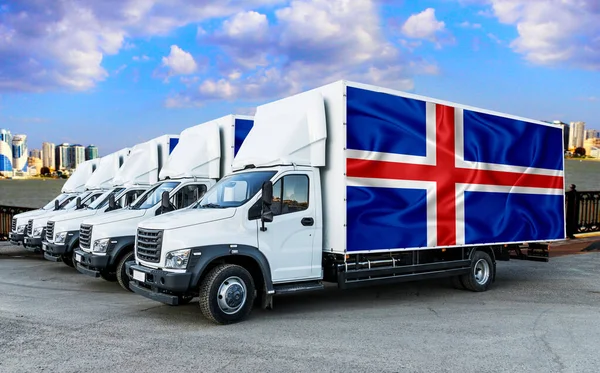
<box><xmin>200</xmin><ymin>203</ymin><xmax>223</xmax><ymax>209</ymax></box>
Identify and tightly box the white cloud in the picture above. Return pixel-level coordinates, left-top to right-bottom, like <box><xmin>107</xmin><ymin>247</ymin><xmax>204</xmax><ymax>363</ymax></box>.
<box><xmin>402</xmin><ymin>8</ymin><xmax>446</xmax><ymax>40</ymax></box>
<box><xmin>161</xmin><ymin>45</ymin><xmax>197</xmax><ymax>77</ymax></box>
<box><xmin>168</xmin><ymin>0</ymin><xmax>437</xmax><ymax>107</ymax></box>
<box><xmin>0</xmin><ymin>0</ymin><xmax>285</xmax><ymax>92</ymax></box>
<box><xmin>114</xmin><ymin>64</ymin><xmax>128</xmax><ymax>75</ymax></box>
<box><xmin>486</xmin><ymin>0</ymin><xmax>600</xmax><ymax>69</ymax></box>
<box><xmin>132</xmin><ymin>55</ymin><xmax>151</xmax><ymax>62</ymax></box>
<box><xmin>459</xmin><ymin>21</ymin><xmax>482</xmax><ymax>29</ymax></box>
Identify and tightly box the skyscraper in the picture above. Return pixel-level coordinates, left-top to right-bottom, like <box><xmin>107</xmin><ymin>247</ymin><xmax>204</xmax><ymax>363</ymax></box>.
<box><xmin>85</xmin><ymin>145</ymin><xmax>99</xmax><ymax>160</ymax></box>
<box><xmin>73</xmin><ymin>144</ymin><xmax>85</xmax><ymax>167</ymax></box>
<box><xmin>30</xmin><ymin>149</ymin><xmax>42</xmax><ymax>159</ymax></box>
<box><xmin>12</xmin><ymin>134</ymin><xmax>28</xmax><ymax>172</ymax></box>
<box><xmin>55</xmin><ymin>143</ymin><xmax>71</xmax><ymax>170</ymax></box>
<box><xmin>42</xmin><ymin>142</ymin><xmax>55</xmax><ymax>170</ymax></box>
<box><xmin>0</xmin><ymin>129</ymin><xmax>12</xmax><ymax>173</ymax></box>
<box><xmin>569</xmin><ymin>121</ymin><xmax>585</xmax><ymax>150</ymax></box>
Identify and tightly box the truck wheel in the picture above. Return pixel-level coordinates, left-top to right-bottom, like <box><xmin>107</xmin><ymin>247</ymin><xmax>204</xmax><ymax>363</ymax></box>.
<box><xmin>62</xmin><ymin>252</ymin><xmax>75</xmax><ymax>268</ymax></box>
<box><xmin>460</xmin><ymin>251</ymin><xmax>494</xmax><ymax>292</ymax></box>
<box><xmin>116</xmin><ymin>251</ymin><xmax>134</xmax><ymax>292</ymax></box>
<box><xmin>199</xmin><ymin>264</ymin><xmax>255</xmax><ymax>325</ymax></box>
<box><xmin>450</xmin><ymin>276</ymin><xmax>465</xmax><ymax>290</ymax></box>
<box><xmin>100</xmin><ymin>270</ymin><xmax>117</xmax><ymax>282</ymax></box>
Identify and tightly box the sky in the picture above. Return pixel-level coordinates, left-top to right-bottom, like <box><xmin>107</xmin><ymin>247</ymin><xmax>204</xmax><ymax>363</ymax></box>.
<box><xmin>0</xmin><ymin>0</ymin><xmax>598</xmax><ymax>155</ymax></box>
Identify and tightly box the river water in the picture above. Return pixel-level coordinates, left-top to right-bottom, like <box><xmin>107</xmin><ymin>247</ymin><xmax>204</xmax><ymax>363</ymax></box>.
<box><xmin>0</xmin><ymin>159</ymin><xmax>599</xmax><ymax>208</ymax></box>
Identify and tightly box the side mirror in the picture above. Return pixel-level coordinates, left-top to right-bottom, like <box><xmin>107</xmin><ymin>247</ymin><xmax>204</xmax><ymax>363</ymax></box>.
<box><xmin>54</xmin><ymin>200</ymin><xmax>59</xmax><ymax>211</ymax></box>
<box><xmin>108</xmin><ymin>194</ymin><xmax>116</xmax><ymax>211</ymax></box>
<box><xmin>260</xmin><ymin>181</ymin><xmax>273</xmax><ymax>231</ymax></box>
<box><xmin>76</xmin><ymin>197</ymin><xmax>82</xmax><ymax>209</ymax></box>
<box><xmin>161</xmin><ymin>191</ymin><xmax>171</xmax><ymax>210</ymax></box>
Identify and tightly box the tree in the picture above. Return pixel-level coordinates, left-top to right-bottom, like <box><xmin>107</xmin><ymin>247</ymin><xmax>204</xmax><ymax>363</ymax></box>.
<box><xmin>40</xmin><ymin>167</ymin><xmax>50</xmax><ymax>176</ymax></box>
<box><xmin>574</xmin><ymin>147</ymin><xmax>586</xmax><ymax>157</ymax></box>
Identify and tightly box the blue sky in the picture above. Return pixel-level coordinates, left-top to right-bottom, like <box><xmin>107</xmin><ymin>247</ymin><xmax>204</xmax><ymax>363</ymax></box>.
<box><xmin>0</xmin><ymin>0</ymin><xmax>598</xmax><ymax>154</ymax></box>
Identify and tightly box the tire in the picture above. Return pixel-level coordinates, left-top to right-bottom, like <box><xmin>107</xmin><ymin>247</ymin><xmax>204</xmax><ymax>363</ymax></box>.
<box><xmin>460</xmin><ymin>251</ymin><xmax>494</xmax><ymax>292</ymax></box>
<box><xmin>100</xmin><ymin>270</ymin><xmax>117</xmax><ymax>282</ymax></box>
<box><xmin>199</xmin><ymin>264</ymin><xmax>255</xmax><ymax>325</ymax></box>
<box><xmin>62</xmin><ymin>251</ymin><xmax>75</xmax><ymax>268</ymax></box>
<box><xmin>116</xmin><ymin>251</ymin><xmax>135</xmax><ymax>292</ymax></box>
<box><xmin>450</xmin><ymin>276</ymin><xmax>465</xmax><ymax>290</ymax></box>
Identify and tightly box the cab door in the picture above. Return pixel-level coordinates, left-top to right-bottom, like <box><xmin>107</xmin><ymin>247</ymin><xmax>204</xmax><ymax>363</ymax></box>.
<box><xmin>257</xmin><ymin>172</ymin><xmax>318</xmax><ymax>282</ymax></box>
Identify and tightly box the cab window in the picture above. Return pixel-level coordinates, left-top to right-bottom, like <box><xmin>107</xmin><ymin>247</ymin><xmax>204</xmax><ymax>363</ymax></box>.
<box><xmin>171</xmin><ymin>184</ymin><xmax>208</xmax><ymax>209</ymax></box>
<box><xmin>118</xmin><ymin>189</ymin><xmax>146</xmax><ymax>208</ymax></box>
<box><xmin>270</xmin><ymin>175</ymin><xmax>309</xmax><ymax>216</ymax></box>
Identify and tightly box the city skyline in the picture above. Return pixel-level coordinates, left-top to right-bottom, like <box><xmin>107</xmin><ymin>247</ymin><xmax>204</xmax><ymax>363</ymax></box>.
<box><xmin>0</xmin><ymin>128</ymin><xmax>100</xmax><ymax>174</ymax></box>
<box><xmin>0</xmin><ymin>1</ymin><xmax>598</xmax><ymax>154</ymax></box>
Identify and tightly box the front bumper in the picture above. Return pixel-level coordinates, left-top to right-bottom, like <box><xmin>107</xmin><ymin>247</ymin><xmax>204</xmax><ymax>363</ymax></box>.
<box><xmin>126</xmin><ymin>262</ymin><xmax>193</xmax><ymax>305</ymax></box>
<box><xmin>8</xmin><ymin>232</ymin><xmax>24</xmax><ymax>245</ymax></box>
<box><xmin>43</xmin><ymin>241</ymin><xmax>67</xmax><ymax>262</ymax></box>
<box><xmin>23</xmin><ymin>236</ymin><xmax>43</xmax><ymax>251</ymax></box>
<box><xmin>74</xmin><ymin>249</ymin><xmax>110</xmax><ymax>278</ymax></box>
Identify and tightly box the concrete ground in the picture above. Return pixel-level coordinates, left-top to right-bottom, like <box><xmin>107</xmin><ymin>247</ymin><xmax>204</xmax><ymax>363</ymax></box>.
<box><xmin>1</xmin><ymin>242</ymin><xmax>600</xmax><ymax>373</ymax></box>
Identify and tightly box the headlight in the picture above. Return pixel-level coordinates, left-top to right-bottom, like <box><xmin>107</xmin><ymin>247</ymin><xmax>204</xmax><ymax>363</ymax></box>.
<box><xmin>17</xmin><ymin>225</ymin><xmax>26</xmax><ymax>234</ymax></box>
<box><xmin>93</xmin><ymin>238</ymin><xmax>110</xmax><ymax>253</ymax></box>
<box><xmin>164</xmin><ymin>249</ymin><xmax>191</xmax><ymax>269</ymax></box>
<box><xmin>33</xmin><ymin>227</ymin><xmax>44</xmax><ymax>238</ymax></box>
<box><xmin>55</xmin><ymin>232</ymin><xmax>67</xmax><ymax>244</ymax></box>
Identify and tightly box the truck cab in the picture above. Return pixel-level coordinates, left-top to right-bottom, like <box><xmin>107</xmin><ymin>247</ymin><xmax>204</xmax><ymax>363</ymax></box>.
<box><xmin>9</xmin><ymin>159</ymin><xmax>100</xmax><ymax>246</ymax></box>
<box><xmin>127</xmin><ymin>166</ymin><xmax>322</xmax><ymax>322</ymax></box>
<box><xmin>42</xmin><ymin>185</ymin><xmax>147</xmax><ymax>266</ymax></box>
<box><xmin>75</xmin><ymin>115</ymin><xmax>253</xmax><ymax>291</ymax></box>
<box><xmin>22</xmin><ymin>190</ymin><xmax>104</xmax><ymax>251</ymax></box>
<box><xmin>9</xmin><ymin>193</ymin><xmax>78</xmax><ymax>245</ymax></box>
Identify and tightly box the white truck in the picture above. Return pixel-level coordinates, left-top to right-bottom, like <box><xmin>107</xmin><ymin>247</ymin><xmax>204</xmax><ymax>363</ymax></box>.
<box><xmin>126</xmin><ymin>81</ymin><xmax>565</xmax><ymax>324</ymax></box>
<box><xmin>74</xmin><ymin>116</ymin><xmax>253</xmax><ymax>292</ymax></box>
<box><xmin>42</xmin><ymin>142</ymin><xmax>159</xmax><ymax>267</ymax></box>
<box><xmin>9</xmin><ymin>159</ymin><xmax>99</xmax><ymax>247</ymax></box>
<box><xmin>22</xmin><ymin>149</ymin><xmax>131</xmax><ymax>252</ymax></box>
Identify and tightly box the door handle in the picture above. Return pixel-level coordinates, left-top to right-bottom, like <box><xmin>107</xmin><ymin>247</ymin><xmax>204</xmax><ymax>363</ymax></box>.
<box><xmin>301</xmin><ymin>217</ymin><xmax>314</xmax><ymax>226</ymax></box>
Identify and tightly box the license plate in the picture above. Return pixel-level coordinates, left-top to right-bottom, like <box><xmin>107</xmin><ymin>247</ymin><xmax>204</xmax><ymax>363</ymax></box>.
<box><xmin>42</xmin><ymin>244</ymin><xmax>47</xmax><ymax>251</ymax></box>
<box><xmin>75</xmin><ymin>254</ymin><xmax>82</xmax><ymax>263</ymax></box>
<box><xmin>132</xmin><ymin>270</ymin><xmax>145</xmax><ymax>282</ymax></box>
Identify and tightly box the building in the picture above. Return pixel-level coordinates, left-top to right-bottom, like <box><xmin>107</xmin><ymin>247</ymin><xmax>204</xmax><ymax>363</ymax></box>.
<box><xmin>42</xmin><ymin>142</ymin><xmax>55</xmax><ymax>171</ymax></box>
<box><xmin>30</xmin><ymin>149</ymin><xmax>42</xmax><ymax>159</ymax></box>
<box><xmin>12</xmin><ymin>134</ymin><xmax>28</xmax><ymax>173</ymax></box>
<box><xmin>85</xmin><ymin>145</ymin><xmax>99</xmax><ymax>160</ymax></box>
<box><xmin>551</xmin><ymin>121</ymin><xmax>569</xmax><ymax>152</ymax></box>
<box><xmin>27</xmin><ymin>156</ymin><xmax>43</xmax><ymax>175</ymax></box>
<box><xmin>0</xmin><ymin>129</ymin><xmax>12</xmax><ymax>173</ymax></box>
<box><xmin>55</xmin><ymin>143</ymin><xmax>72</xmax><ymax>170</ymax></box>
<box><xmin>584</xmin><ymin>137</ymin><xmax>600</xmax><ymax>157</ymax></box>
<box><xmin>73</xmin><ymin>144</ymin><xmax>85</xmax><ymax>167</ymax></box>
<box><xmin>569</xmin><ymin>121</ymin><xmax>585</xmax><ymax>150</ymax></box>
<box><xmin>586</xmin><ymin>129</ymin><xmax>599</xmax><ymax>140</ymax></box>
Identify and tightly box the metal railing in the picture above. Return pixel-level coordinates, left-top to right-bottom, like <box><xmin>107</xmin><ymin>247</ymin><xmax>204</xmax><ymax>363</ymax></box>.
<box><xmin>0</xmin><ymin>205</ymin><xmax>35</xmax><ymax>239</ymax></box>
<box><xmin>565</xmin><ymin>185</ymin><xmax>600</xmax><ymax>238</ymax></box>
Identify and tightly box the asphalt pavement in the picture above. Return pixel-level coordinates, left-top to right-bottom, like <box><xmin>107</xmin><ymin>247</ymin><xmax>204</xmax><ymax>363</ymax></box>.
<box><xmin>1</xmin><ymin>242</ymin><xmax>600</xmax><ymax>373</ymax></box>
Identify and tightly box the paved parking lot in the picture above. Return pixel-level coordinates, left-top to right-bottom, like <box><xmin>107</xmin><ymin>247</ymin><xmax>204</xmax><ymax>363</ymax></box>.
<box><xmin>1</xmin><ymin>242</ymin><xmax>600</xmax><ymax>373</ymax></box>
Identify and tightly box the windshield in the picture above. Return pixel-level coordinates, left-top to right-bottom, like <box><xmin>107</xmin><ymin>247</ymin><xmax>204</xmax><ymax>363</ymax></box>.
<box><xmin>195</xmin><ymin>171</ymin><xmax>276</xmax><ymax>209</ymax></box>
<box><xmin>62</xmin><ymin>192</ymin><xmax>98</xmax><ymax>210</ymax></box>
<box><xmin>88</xmin><ymin>188</ymin><xmax>125</xmax><ymax>210</ymax></box>
<box><xmin>61</xmin><ymin>193</ymin><xmax>89</xmax><ymax>210</ymax></box>
<box><xmin>42</xmin><ymin>194</ymin><xmax>72</xmax><ymax>210</ymax></box>
<box><xmin>131</xmin><ymin>182</ymin><xmax>180</xmax><ymax>210</ymax></box>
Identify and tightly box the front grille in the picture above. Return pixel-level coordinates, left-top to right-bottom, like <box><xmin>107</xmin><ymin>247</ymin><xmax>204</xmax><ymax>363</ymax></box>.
<box><xmin>136</xmin><ymin>228</ymin><xmax>163</xmax><ymax>263</ymax></box>
<box><xmin>80</xmin><ymin>224</ymin><xmax>93</xmax><ymax>250</ymax></box>
<box><xmin>27</xmin><ymin>219</ymin><xmax>33</xmax><ymax>236</ymax></box>
<box><xmin>11</xmin><ymin>218</ymin><xmax>16</xmax><ymax>232</ymax></box>
<box><xmin>46</xmin><ymin>221</ymin><xmax>55</xmax><ymax>242</ymax></box>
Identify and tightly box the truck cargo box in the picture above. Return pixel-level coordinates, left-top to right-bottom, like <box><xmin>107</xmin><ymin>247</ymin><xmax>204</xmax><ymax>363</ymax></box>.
<box><xmin>240</xmin><ymin>81</ymin><xmax>566</xmax><ymax>255</ymax></box>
